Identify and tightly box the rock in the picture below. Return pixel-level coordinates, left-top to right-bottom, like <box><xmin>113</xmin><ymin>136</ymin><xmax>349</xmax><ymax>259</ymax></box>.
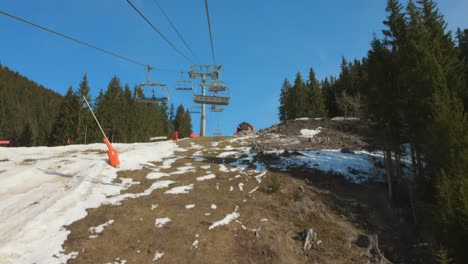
<box><xmin>302</xmin><ymin>228</ymin><xmax>319</xmax><ymax>250</ymax></box>
<box><xmin>341</xmin><ymin>147</ymin><xmax>355</xmax><ymax>154</ymax></box>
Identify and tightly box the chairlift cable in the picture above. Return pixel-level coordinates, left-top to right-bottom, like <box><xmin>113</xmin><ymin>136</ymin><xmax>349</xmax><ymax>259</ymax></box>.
<box><xmin>0</xmin><ymin>9</ymin><xmax>178</xmax><ymax>72</ymax></box>
<box><xmin>153</xmin><ymin>0</ymin><xmax>195</xmax><ymax>57</ymax></box>
<box><xmin>126</xmin><ymin>0</ymin><xmax>191</xmax><ymax>62</ymax></box>
<box><xmin>204</xmin><ymin>0</ymin><xmax>216</xmax><ymax>66</ymax></box>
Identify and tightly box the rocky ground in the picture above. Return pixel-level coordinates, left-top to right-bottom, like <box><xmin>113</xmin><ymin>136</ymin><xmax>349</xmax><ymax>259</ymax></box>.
<box><xmin>62</xmin><ymin>119</ymin><xmax>429</xmax><ymax>263</ymax></box>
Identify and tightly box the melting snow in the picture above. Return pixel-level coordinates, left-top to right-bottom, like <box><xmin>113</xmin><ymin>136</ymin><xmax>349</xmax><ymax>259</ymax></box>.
<box><xmin>217</xmin><ymin>151</ymin><xmax>238</xmax><ymax>158</ymax></box>
<box><xmin>177</xmin><ymin>166</ymin><xmax>195</xmax><ymax>171</ymax></box>
<box><xmin>153</xmin><ymin>251</ymin><xmax>164</xmax><ymax>261</ymax></box>
<box><xmin>211</xmin><ymin>204</ymin><xmax>217</xmax><ymax>209</ymax></box>
<box><xmin>151</xmin><ymin>204</ymin><xmax>159</xmax><ymax>210</ymax></box>
<box><xmin>248</xmin><ymin>186</ymin><xmax>259</xmax><ymax>194</ymax></box>
<box><xmin>89</xmin><ymin>219</ymin><xmax>114</xmax><ymax>238</ymax></box>
<box><xmin>254</xmin><ymin>171</ymin><xmax>267</xmax><ymax>183</ymax></box>
<box><xmin>0</xmin><ymin>141</ymin><xmax>177</xmax><ymax>263</ymax></box>
<box><xmin>146</xmin><ymin>172</ymin><xmax>170</xmax><ymax>180</ymax></box>
<box><xmin>154</xmin><ymin>218</ymin><xmax>171</xmax><ymax>228</ymax></box>
<box><xmin>196</xmin><ymin>174</ymin><xmax>216</xmax><ymax>181</ymax></box>
<box><xmin>164</xmin><ymin>184</ymin><xmax>194</xmax><ymax>194</ymax></box>
<box><xmin>300</xmin><ymin>127</ymin><xmax>322</xmax><ymax>137</ymax></box>
<box><xmin>161</xmin><ymin>157</ymin><xmax>179</xmax><ymax>169</ymax></box>
<box><xmin>238</xmin><ymin>183</ymin><xmax>244</xmax><ymax>191</ymax></box>
<box><xmin>185</xmin><ymin>204</ymin><xmax>195</xmax><ymax>209</ymax></box>
<box><xmin>209</xmin><ymin>206</ymin><xmax>240</xmax><ymax>230</ymax></box>
<box><xmin>200</xmin><ymin>165</ymin><xmax>211</xmax><ymax>170</ymax></box>
<box><xmin>218</xmin><ymin>164</ymin><xmax>230</xmax><ymax>172</ymax></box>
<box><xmin>277</xmin><ymin>149</ymin><xmax>385</xmax><ymax>183</ymax></box>
<box><xmin>192</xmin><ymin>239</ymin><xmax>199</xmax><ymax>249</ymax></box>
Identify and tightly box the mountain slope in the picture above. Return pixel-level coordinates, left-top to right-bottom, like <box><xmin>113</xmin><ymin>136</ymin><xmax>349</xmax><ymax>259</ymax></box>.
<box><xmin>0</xmin><ymin>65</ymin><xmax>62</xmax><ymax>145</ymax></box>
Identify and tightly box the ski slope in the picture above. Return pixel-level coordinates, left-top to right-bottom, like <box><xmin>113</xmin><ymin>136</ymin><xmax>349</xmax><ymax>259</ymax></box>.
<box><xmin>0</xmin><ymin>142</ymin><xmax>177</xmax><ymax>263</ymax></box>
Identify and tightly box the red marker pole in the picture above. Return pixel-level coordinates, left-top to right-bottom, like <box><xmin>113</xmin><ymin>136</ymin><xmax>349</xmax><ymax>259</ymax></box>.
<box><xmin>83</xmin><ymin>96</ymin><xmax>120</xmax><ymax>167</ymax></box>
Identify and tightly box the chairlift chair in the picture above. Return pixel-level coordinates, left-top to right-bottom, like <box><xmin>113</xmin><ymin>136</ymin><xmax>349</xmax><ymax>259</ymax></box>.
<box><xmin>210</xmin><ymin>105</ymin><xmax>224</xmax><ymax>112</ymax></box>
<box><xmin>135</xmin><ymin>66</ymin><xmax>170</xmax><ymax>103</ymax></box>
<box><xmin>202</xmin><ymin>81</ymin><xmax>227</xmax><ymax>92</ymax></box>
<box><xmin>193</xmin><ymin>85</ymin><xmax>230</xmax><ymax>106</ymax></box>
<box><xmin>176</xmin><ymin>72</ymin><xmax>193</xmax><ymax>91</ymax></box>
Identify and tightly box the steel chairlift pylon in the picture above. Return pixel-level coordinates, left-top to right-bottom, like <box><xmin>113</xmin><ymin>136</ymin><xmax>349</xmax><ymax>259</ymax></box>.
<box><xmin>135</xmin><ymin>66</ymin><xmax>170</xmax><ymax>103</ymax></box>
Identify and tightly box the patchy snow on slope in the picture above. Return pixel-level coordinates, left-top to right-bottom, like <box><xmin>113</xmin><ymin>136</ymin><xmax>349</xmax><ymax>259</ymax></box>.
<box><xmin>89</xmin><ymin>219</ymin><xmax>114</xmax><ymax>238</ymax></box>
<box><xmin>254</xmin><ymin>171</ymin><xmax>267</xmax><ymax>183</ymax></box>
<box><xmin>217</xmin><ymin>151</ymin><xmax>238</xmax><ymax>158</ymax></box>
<box><xmin>209</xmin><ymin>206</ymin><xmax>240</xmax><ymax>230</ymax></box>
<box><xmin>274</xmin><ymin>149</ymin><xmax>385</xmax><ymax>183</ymax></box>
<box><xmin>218</xmin><ymin>164</ymin><xmax>230</xmax><ymax>172</ymax></box>
<box><xmin>107</xmin><ymin>180</ymin><xmax>176</xmax><ymax>205</ymax></box>
<box><xmin>0</xmin><ymin>141</ymin><xmax>177</xmax><ymax>264</ymax></box>
<box><xmin>196</xmin><ymin>174</ymin><xmax>216</xmax><ymax>181</ymax></box>
<box><xmin>164</xmin><ymin>184</ymin><xmax>194</xmax><ymax>194</ymax></box>
<box><xmin>154</xmin><ymin>218</ymin><xmax>171</xmax><ymax>228</ymax></box>
<box><xmin>146</xmin><ymin>172</ymin><xmax>170</xmax><ymax>180</ymax></box>
<box><xmin>300</xmin><ymin>127</ymin><xmax>322</xmax><ymax>137</ymax></box>
<box><xmin>248</xmin><ymin>186</ymin><xmax>259</xmax><ymax>194</ymax></box>
<box><xmin>153</xmin><ymin>251</ymin><xmax>164</xmax><ymax>261</ymax></box>
<box><xmin>177</xmin><ymin>166</ymin><xmax>195</xmax><ymax>171</ymax></box>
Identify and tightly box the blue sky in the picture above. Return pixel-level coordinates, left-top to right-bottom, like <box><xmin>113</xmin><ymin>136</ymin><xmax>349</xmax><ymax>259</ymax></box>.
<box><xmin>1</xmin><ymin>0</ymin><xmax>467</xmax><ymax>136</ymax></box>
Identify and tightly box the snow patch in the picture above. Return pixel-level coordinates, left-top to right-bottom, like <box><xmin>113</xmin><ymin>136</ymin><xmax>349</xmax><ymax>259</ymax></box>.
<box><xmin>185</xmin><ymin>204</ymin><xmax>195</xmax><ymax>209</ymax></box>
<box><xmin>300</xmin><ymin>127</ymin><xmax>322</xmax><ymax>137</ymax></box>
<box><xmin>217</xmin><ymin>151</ymin><xmax>238</xmax><ymax>158</ymax></box>
<box><xmin>153</xmin><ymin>251</ymin><xmax>164</xmax><ymax>261</ymax></box>
<box><xmin>89</xmin><ymin>219</ymin><xmax>114</xmax><ymax>238</ymax></box>
<box><xmin>254</xmin><ymin>171</ymin><xmax>267</xmax><ymax>183</ymax></box>
<box><xmin>164</xmin><ymin>184</ymin><xmax>194</xmax><ymax>194</ymax></box>
<box><xmin>196</xmin><ymin>174</ymin><xmax>216</xmax><ymax>181</ymax></box>
<box><xmin>211</xmin><ymin>204</ymin><xmax>217</xmax><ymax>209</ymax></box>
<box><xmin>218</xmin><ymin>164</ymin><xmax>230</xmax><ymax>172</ymax></box>
<box><xmin>209</xmin><ymin>206</ymin><xmax>240</xmax><ymax>230</ymax></box>
<box><xmin>146</xmin><ymin>172</ymin><xmax>170</xmax><ymax>180</ymax></box>
<box><xmin>248</xmin><ymin>186</ymin><xmax>259</xmax><ymax>194</ymax></box>
<box><xmin>154</xmin><ymin>218</ymin><xmax>171</xmax><ymax>228</ymax></box>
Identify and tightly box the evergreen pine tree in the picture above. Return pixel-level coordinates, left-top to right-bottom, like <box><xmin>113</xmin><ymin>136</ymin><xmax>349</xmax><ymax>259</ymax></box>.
<box><xmin>307</xmin><ymin>68</ymin><xmax>327</xmax><ymax>117</ymax></box>
<box><xmin>49</xmin><ymin>87</ymin><xmax>80</xmax><ymax>145</ymax></box>
<box><xmin>291</xmin><ymin>73</ymin><xmax>308</xmax><ymax>119</ymax></box>
<box><xmin>77</xmin><ymin>74</ymin><xmax>92</xmax><ymax>144</ymax></box>
<box><xmin>18</xmin><ymin>123</ymin><xmax>33</xmax><ymax>147</ymax></box>
<box><xmin>278</xmin><ymin>78</ymin><xmax>292</xmax><ymax>122</ymax></box>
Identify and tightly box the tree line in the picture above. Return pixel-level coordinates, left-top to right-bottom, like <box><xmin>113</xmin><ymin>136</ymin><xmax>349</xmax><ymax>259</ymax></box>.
<box><xmin>279</xmin><ymin>0</ymin><xmax>468</xmax><ymax>262</ymax></box>
<box><xmin>0</xmin><ymin>66</ymin><xmax>193</xmax><ymax>146</ymax></box>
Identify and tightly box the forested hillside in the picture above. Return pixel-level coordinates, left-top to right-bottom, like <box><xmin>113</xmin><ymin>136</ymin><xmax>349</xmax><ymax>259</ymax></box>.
<box><xmin>0</xmin><ymin>66</ymin><xmax>192</xmax><ymax>146</ymax></box>
<box><xmin>0</xmin><ymin>64</ymin><xmax>62</xmax><ymax>146</ymax></box>
<box><xmin>279</xmin><ymin>0</ymin><xmax>468</xmax><ymax>262</ymax></box>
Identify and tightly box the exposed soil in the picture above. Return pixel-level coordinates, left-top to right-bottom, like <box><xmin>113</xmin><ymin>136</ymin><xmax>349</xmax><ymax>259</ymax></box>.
<box><xmin>62</xmin><ymin>120</ymin><xmax>429</xmax><ymax>263</ymax></box>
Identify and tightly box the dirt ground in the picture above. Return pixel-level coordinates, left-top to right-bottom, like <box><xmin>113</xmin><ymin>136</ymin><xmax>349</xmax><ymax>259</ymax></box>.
<box><xmin>62</xmin><ymin>120</ymin><xmax>429</xmax><ymax>263</ymax></box>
